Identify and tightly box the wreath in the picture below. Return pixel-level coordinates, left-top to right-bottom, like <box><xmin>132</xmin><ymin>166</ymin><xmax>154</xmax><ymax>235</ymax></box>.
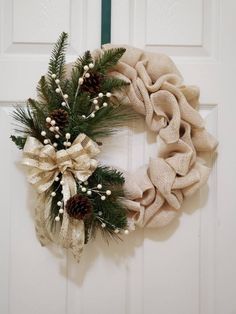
<box><xmin>11</xmin><ymin>32</ymin><xmax>218</xmax><ymax>262</ymax></box>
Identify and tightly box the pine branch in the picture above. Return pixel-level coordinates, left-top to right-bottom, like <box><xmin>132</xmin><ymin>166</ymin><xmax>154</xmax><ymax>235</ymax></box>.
<box><xmin>94</xmin><ymin>48</ymin><xmax>126</xmax><ymax>73</ymax></box>
<box><xmin>92</xmin><ymin>197</ymin><xmax>127</xmax><ymax>240</ymax></box>
<box><xmin>37</xmin><ymin>75</ymin><xmax>52</xmax><ymax>104</ymax></box>
<box><xmin>11</xmin><ymin>99</ymin><xmax>48</xmax><ymax>144</ymax></box>
<box><xmin>48</xmin><ymin>32</ymin><xmax>68</xmax><ymax>82</ymax></box>
<box><xmin>77</xmin><ymin>103</ymin><xmax>138</xmax><ymax>140</ymax></box>
<box><xmin>37</xmin><ymin>75</ymin><xmax>67</xmax><ymax>111</ymax></box>
<box><xmin>90</xmin><ymin>166</ymin><xmax>125</xmax><ymax>186</ymax></box>
<box><xmin>28</xmin><ymin>98</ymin><xmax>48</xmax><ymax>122</ymax></box>
<box><xmin>101</xmin><ymin>77</ymin><xmax>129</xmax><ymax>93</ymax></box>
<box><xmin>10</xmin><ymin>135</ymin><xmax>26</xmax><ymax>150</ymax></box>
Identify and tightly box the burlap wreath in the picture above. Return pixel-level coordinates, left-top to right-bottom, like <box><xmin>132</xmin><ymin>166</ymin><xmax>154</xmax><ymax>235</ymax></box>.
<box><xmin>12</xmin><ymin>36</ymin><xmax>218</xmax><ymax>262</ymax></box>
<box><xmin>93</xmin><ymin>45</ymin><xmax>218</xmax><ymax>229</ymax></box>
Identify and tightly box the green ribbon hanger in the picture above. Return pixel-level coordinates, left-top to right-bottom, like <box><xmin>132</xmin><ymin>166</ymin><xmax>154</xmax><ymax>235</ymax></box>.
<box><xmin>101</xmin><ymin>0</ymin><xmax>111</xmax><ymax>45</ymax></box>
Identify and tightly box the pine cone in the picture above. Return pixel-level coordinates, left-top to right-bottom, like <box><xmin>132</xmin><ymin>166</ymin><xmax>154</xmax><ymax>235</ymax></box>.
<box><xmin>66</xmin><ymin>194</ymin><xmax>93</xmax><ymax>220</ymax></box>
<box><xmin>81</xmin><ymin>72</ymin><xmax>103</xmax><ymax>95</ymax></box>
<box><xmin>50</xmin><ymin>109</ymin><xmax>68</xmax><ymax>129</ymax></box>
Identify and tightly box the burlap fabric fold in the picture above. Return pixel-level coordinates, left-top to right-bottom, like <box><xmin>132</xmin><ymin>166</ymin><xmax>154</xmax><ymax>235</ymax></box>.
<box><xmin>98</xmin><ymin>45</ymin><xmax>218</xmax><ymax>229</ymax></box>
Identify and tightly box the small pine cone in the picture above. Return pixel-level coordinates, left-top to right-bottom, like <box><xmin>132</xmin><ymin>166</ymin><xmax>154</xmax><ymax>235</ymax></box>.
<box><xmin>50</xmin><ymin>109</ymin><xmax>69</xmax><ymax>129</ymax></box>
<box><xmin>66</xmin><ymin>194</ymin><xmax>93</xmax><ymax>220</ymax></box>
<box><xmin>81</xmin><ymin>72</ymin><xmax>103</xmax><ymax>95</ymax></box>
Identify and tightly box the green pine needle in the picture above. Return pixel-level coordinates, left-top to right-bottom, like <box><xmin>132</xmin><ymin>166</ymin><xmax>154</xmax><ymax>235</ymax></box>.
<box><xmin>90</xmin><ymin>166</ymin><xmax>125</xmax><ymax>186</ymax></box>
<box><xmin>10</xmin><ymin>135</ymin><xmax>26</xmax><ymax>150</ymax></box>
<box><xmin>48</xmin><ymin>32</ymin><xmax>68</xmax><ymax>82</ymax></box>
<box><xmin>101</xmin><ymin>77</ymin><xmax>130</xmax><ymax>93</ymax></box>
<box><xmin>95</xmin><ymin>48</ymin><xmax>126</xmax><ymax>73</ymax></box>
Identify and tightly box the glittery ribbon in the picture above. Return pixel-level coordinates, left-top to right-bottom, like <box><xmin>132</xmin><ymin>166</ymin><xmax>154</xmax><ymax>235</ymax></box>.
<box><xmin>22</xmin><ymin>133</ymin><xmax>100</xmax><ymax>262</ymax></box>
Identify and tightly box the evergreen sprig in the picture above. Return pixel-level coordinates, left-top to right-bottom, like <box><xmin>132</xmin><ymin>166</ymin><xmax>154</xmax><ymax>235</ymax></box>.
<box><xmin>90</xmin><ymin>166</ymin><xmax>125</xmax><ymax>186</ymax></box>
<box><xmin>48</xmin><ymin>32</ymin><xmax>68</xmax><ymax>83</ymax></box>
<box><xmin>94</xmin><ymin>48</ymin><xmax>126</xmax><ymax>73</ymax></box>
<box><xmin>10</xmin><ymin>135</ymin><xmax>26</xmax><ymax>150</ymax></box>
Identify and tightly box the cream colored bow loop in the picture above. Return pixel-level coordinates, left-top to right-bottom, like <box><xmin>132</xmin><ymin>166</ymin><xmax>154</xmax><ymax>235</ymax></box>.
<box><xmin>22</xmin><ymin>133</ymin><xmax>100</xmax><ymax>193</ymax></box>
<box><xmin>22</xmin><ymin>133</ymin><xmax>100</xmax><ymax>261</ymax></box>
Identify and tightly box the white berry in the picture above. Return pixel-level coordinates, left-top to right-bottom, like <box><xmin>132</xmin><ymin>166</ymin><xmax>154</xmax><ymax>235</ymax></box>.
<box><xmin>98</xmin><ymin>93</ymin><xmax>103</xmax><ymax>98</ymax></box>
<box><xmin>84</xmin><ymin>65</ymin><xmax>89</xmax><ymax>71</ymax></box>
<box><xmin>98</xmin><ymin>211</ymin><xmax>102</xmax><ymax>216</ymax></box>
<box><xmin>84</xmin><ymin>181</ymin><xmax>88</xmax><ymax>185</ymax></box>
<box><xmin>63</xmin><ymin>141</ymin><xmax>67</xmax><ymax>146</ymax></box>
<box><xmin>60</xmin><ymin>180</ymin><xmax>64</xmax><ymax>185</ymax></box>
<box><xmin>55</xmin><ymin>79</ymin><xmax>60</xmax><ymax>84</ymax></box>
<box><xmin>93</xmin><ymin>99</ymin><xmax>98</xmax><ymax>104</ymax></box>
<box><xmin>55</xmin><ymin>88</ymin><xmax>60</xmax><ymax>93</ymax></box>
<box><xmin>101</xmin><ymin>195</ymin><xmax>106</xmax><ymax>201</ymax></box>
<box><xmin>59</xmin><ymin>208</ymin><xmax>64</xmax><ymax>214</ymax></box>
<box><xmin>85</xmin><ymin>73</ymin><xmax>90</xmax><ymax>78</ymax></box>
<box><xmin>41</xmin><ymin>131</ymin><xmax>46</xmax><ymax>136</ymax></box>
<box><xmin>55</xmin><ymin>177</ymin><xmax>59</xmax><ymax>181</ymax></box>
<box><xmin>89</xmin><ymin>63</ymin><xmax>94</xmax><ymax>69</ymax></box>
<box><xmin>106</xmin><ymin>190</ymin><xmax>111</xmax><ymax>195</ymax></box>
<box><xmin>65</xmin><ymin>133</ymin><xmax>71</xmax><ymax>139</ymax></box>
<box><xmin>55</xmin><ymin>126</ymin><xmax>59</xmax><ymax>132</ymax></box>
<box><xmin>46</xmin><ymin>117</ymin><xmax>51</xmax><ymax>123</ymax></box>
<box><xmin>114</xmin><ymin>229</ymin><xmax>119</xmax><ymax>234</ymax></box>
<box><xmin>61</xmin><ymin>102</ymin><xmax>66</xmax><ymax>107</ymax></box>
<box><xmin>103</xmin><ymin>102</ymin><xmax>108</xmax><ymax>107</ymax></box>
<box><xmin>79</xmin><ymin>77</ymin><xmax>84</xmax><ymax>85</ymax></box>
<box><xmin>67</xmin><ymin>142</ymin><xmax>71</xmax><ymax>147</ymax></box>
<box><xmin>49</xmin><ymin>126</ymin><xmax>55</xmax><ymax>132</ymax></box>
<box><xmin>53</xmin><ymin>143</ymin><xmax>58</xmax><ymax>148</ymax></box>
<box><xmin>87</xmin><ymin>190</ymin><xmax>92</xmax><ymax>196</ymax></box>
<box><xmin>90</xmin><ymin>113</ymin><xmax>95</xmax><ymax>118</ymax></box>
<box><xmin>97</xmin><ymin>184</ymin><xmax>102</xmax><ymax>189</ymax></box>
<box><xmin>81</xmin><ymin>187</ymin><xmax>87</xmax><ymax>192</ymax></box>
<box><xmin>44</xmin><ymin>139</ymin><xmax>49</xmax><ymax>144</ymax></box>
<box><xmin>64</xmin><ymin>94</ymin><xmax>68</xmax><ymax>99</ymax></box>
<box><xmin>106</xmin><ymin>92</ymin><xmax>111</xmax><ymax>97</ymax></box>
<box><xmin>50</xmin><ymin>120</ymin><xmax>56</xmax><ymax>126</ymax></box>
<box><xmin>55</xmin><ymin>216</ymin><xmax>60</xmax><ymax>221</ymax></box>
<box><xmin>55</xmin><ymin>134</ymin><xmax>60</xmax><ymax>139</ymax></box>
<box><xmin>82</xmin><ymin>115</ymin><xmax>86</xmax><ymax>119</ymax></box>
<box><xmin>95</xmin><ymin>105</ymin><xmax>100</xmax><ymax>110</ymax></box>
<box><xmin>51</xmin><ymin>74</ymin><xmax>56</xmax><ymax>79</ymax></box>
<box><xmin>124</xmin><ymin>230</ymin><xmax>129</xmax><ymax>235</ymax></box>
<box><xmin>57</xmin><ymin>201</ymin><xmax>62</xmax><ymax>206</ymax></box>
<box><xmin>101</xmin><ymin>223</ymin><xmax>106</xmax><ymax>228</ymax></box>
<box><xmin>51</xmin><ymin>192</ymin><xmax>56</xmax><ymax>197</ymax></box>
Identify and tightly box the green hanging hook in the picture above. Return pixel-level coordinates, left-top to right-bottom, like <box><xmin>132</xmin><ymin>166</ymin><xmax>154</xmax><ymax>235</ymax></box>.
<box><xmin>101</xmin><ymin>0</ymin><xmax>111</xmax><ymax>46</ymax></box>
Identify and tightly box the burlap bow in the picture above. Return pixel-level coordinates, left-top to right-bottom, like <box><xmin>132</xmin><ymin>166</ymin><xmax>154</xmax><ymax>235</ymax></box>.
<box><xmin>22</xmin><ymin>133</ymin><xmax>100</xmax><ymax>261</ymax></box>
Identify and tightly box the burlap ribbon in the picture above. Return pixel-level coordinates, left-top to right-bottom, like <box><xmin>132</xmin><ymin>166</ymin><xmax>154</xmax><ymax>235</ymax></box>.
<box><xmin>22</xmin><ymin>133</ymin><xmax>100</xmax><ymax>261</ymax></box>
<box><xmin>94</xmin><ymin>45</ymin><xmax>218</xmax><ymax>229</ymax></box>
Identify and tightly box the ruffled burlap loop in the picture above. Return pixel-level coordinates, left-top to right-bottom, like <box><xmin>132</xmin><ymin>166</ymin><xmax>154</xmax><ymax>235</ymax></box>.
<box><xmin>102</xmin><ymin>44</ymin><xmax>218</xmax><ymax>229</ymax></box>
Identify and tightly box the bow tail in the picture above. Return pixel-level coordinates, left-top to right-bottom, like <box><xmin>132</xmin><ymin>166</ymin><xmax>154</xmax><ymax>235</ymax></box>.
<box><xmin>59</xmin><ymin>172</ymin><xmax>85</xmax><ymax>262</ymax></box>
<box><xmin>34</xmin><ymin>194</ymin><xmax>53</xmax><ymax>246</ymax></box>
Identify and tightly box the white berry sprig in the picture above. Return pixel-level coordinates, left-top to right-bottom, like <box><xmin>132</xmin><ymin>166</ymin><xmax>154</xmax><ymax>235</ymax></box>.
<box><xmin>74</xmin><ymin>63</ymin><xmax>95</xmax><ymax>105</ymax></box>
<box><xmin>96</xmin><ymin>215</ymin><xmax>129</xmax><ymax>235</ymax></box>
<box><xmin>51</xmin><ymin>73</ymin><xmax>70</xmax><ymax>109</ymax></box>
<box><xmin>82</xmin><ymin>91</ymin><xmax>111</xmax><ymax>120</ymax></box>
<box><xmin>79</xmin><ymin>181</ymin><xmax>112</xmax><ymax>201</ymax></box>
<box><xmin>41</xmin><ymin>117</ymin><xmax>62</xmax><ymax>148</ymax></box>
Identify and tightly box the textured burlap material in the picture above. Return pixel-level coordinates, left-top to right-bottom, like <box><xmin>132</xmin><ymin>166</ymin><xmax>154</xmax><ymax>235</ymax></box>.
<box><xmin>99</xmin><ymin>44</ymin><xmax>218</xmax><ymax>229</ymax></box>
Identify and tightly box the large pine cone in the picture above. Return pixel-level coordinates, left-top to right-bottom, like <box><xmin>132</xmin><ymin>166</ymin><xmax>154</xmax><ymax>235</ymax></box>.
<box><xmin>81</xmin><ymin>72</ymin><xmax>103</xmax><ymax>95</ymax></box>
<box><xmin>66</xmin><ymin>194</ymin><xmax>93</xmax><ymax>220</ymax></box>
<box><xmin>50</xmin><ymin>109</ymin><xmax>68</xmax><ymax>129</ymax></box>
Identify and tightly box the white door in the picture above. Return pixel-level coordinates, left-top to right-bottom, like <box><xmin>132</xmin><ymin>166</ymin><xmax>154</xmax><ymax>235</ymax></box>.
<box><xmin>0</xmin><ymin>1</ymin><xmax>235</xmax><ymax>314</ymax></box>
